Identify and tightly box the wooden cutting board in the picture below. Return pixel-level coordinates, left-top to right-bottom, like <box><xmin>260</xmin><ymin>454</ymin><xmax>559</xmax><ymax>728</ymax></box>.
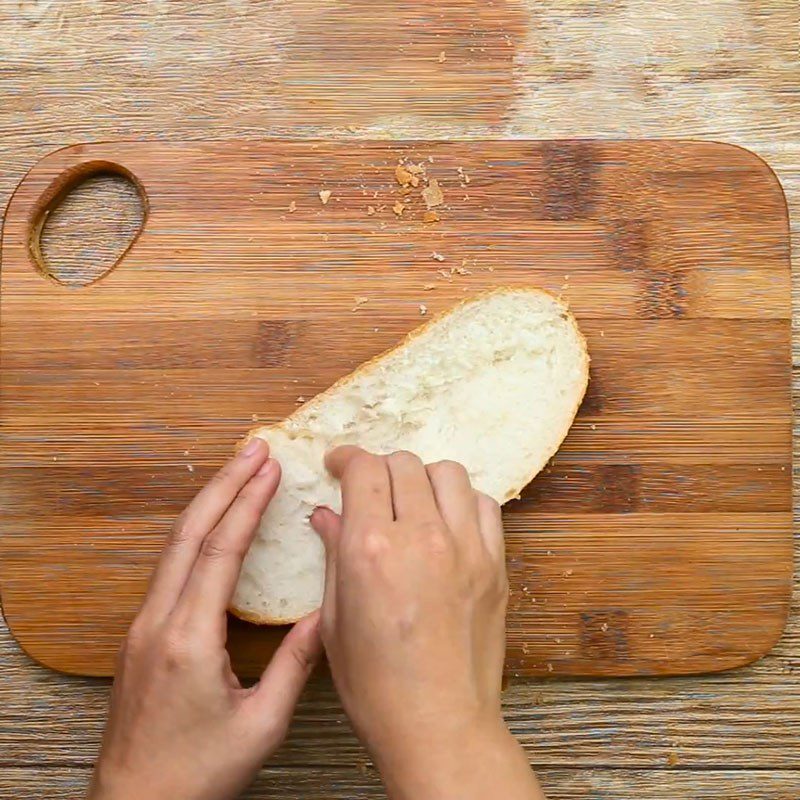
<box><xmin>0</xmin><ymin>140</ymin><xmax>792</xmax><ymax>679</ymax></box>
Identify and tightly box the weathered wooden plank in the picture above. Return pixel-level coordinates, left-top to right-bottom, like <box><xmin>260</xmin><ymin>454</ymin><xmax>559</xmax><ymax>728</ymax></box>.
<box><xmin>2</xmin><ymin>766</ymin><xmax>800</xmax><ymax>800</ymax></box>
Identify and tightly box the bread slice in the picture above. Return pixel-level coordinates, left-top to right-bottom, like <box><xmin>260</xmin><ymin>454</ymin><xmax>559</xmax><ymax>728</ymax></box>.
<box><xmin>231</xmin><ymin>288</ymin><xmax>589</xmax><ymax>624</ymax></box>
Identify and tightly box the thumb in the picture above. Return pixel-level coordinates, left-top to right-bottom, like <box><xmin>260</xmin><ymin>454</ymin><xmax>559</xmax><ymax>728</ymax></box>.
<box><xmin>310</xmin><ymin>506</ymin><xmax>341</xmax><ymax>611</ymax></box>
<box><xmin>249</xmin><ymin>610</ymin><xmax>322</xmax><ymax>725</ymax></box>
<box><xmin>310</xmin><ymin>505</ymin><xmax>341</xmax><ymax>552</ymax></box>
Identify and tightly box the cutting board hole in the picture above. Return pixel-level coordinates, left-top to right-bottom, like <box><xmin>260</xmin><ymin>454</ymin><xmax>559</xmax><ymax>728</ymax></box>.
<box><xmin>36</xmin><ymin>171</ymin><xmax>144</xmax><ymax>286</ymax></box>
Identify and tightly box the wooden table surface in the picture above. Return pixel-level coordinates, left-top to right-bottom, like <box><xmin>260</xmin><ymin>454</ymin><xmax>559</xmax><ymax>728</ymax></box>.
<box><xmin>0</xmin><ymin>2</ymin><xmax>797</xmax><ymax>798</ymax></box>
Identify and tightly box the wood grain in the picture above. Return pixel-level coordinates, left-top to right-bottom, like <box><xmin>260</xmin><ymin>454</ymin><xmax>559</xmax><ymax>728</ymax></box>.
<box><xmin>0</xmin><ymin>139</ymin><xmax>792</xmax><ymax>679</ymax></box>
<box><xmin>0</xmin><ymin>1</ymin><xmax>798</xmax><ymax>798</ymax></box>
<box><xmin>3</xmin><ymin>767</ymin><xmax>800</xmax><ymax>800</ymax></box>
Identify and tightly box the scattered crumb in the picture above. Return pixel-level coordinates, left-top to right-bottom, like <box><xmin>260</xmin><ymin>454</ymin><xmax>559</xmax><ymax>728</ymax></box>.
<box><xmin>422</xmin><ymin>177</ymin><xmax>444</xmax><ymax>208</ymax></box>
<box><xmin>601</xmin><ymin>622</ymin><xmax>609</xmax><ymax>632</ymax></box>
<box><xmin>187</xmin><ymin>464</ymin><xmax>194</xmax><ymax>473</ymax></box>
<box><xmin>438</xmin><ymin>50</ymin><xmax>446</xmax><ymax>63</ymax></box>
<box><xmin>288</xmin><ymin>200</ymin><xmax>297</xmax><ymax>213</ymax></box>
<box><xmin>183</xmin><ymin>450</ymin><xmax>189</xmax><ymax>457</ymax></box>
<box><xmin>296</xmin><ymin>396</ymin><xmax>306</xmax><ymax>403</ymax></box>
<box><xmin>590</xmin><ymin>423</ymin><xmax>597</xmax><ymax>431</ymax></box>
<box><xmin>367</xmin><ymin>205</ymin><xmax>376</xmax><ymax>216</ymax></box>
<box><xmin>419</xmin><ymin>304</ymin><xmax>428</xmax><ymax>316</ymax></box>
<box><xmin>547</xmin><ymin>663</ymin><xmax>554</xmax><ymax>673</ymax></box>
<box><xmin>319</xmin><ymin>189</ymin><xmax>332</xmax><ymax>205</ymax></box>
<box><xmin>437</xmin><ymin>268</ymin><xmax>451</xmax><ymax>279</ymax></box>
<box><xmin>432</xmin><ymin>251</ymin><xmax>445</xmax><ymax>262</ymax></box>
<box><xmin>392</xmin><ymin>201</ymin><xmax>406</xmax><ymax>216</ymax></box>
<box><xmin>487</xmin><ymin>265</ymin><xmax>494</xmax><ymax>272</ymax></box>
<box><xmin>406</xmin><ymin>162</ymin><xmax>426</xmax><ymax>176</ymax></box>
<box><xmin>423</xmin><ymin>210</ymin><xmax>440</xmax><ymax>224</ymax></box>
<box><xmin>395</xmin><ymin>164</ymin><xmax>413</xmax><ymax>187</ymax></box>
<box><xmin>251</xmin><ymin>414</ymin><xmax>259</xmax><ymax>422</ymax></box>
<box><xmin>346</xmin><ymin>123</ymin><xmax>358</xmax><ymax>133</ymax></box>
<box><xmin>455</xmin><ymin>266</ymin><xmax>471</xmax><ymax>275</ymax></box>
<box><xmin>423</xmin><ymin>283</ymin><xmax>436</xmax><ymax>290</ymax></box>
<box><xmin>667</xmin><ymin>752</ymin><xmax>680</xmax><ymax>767</ymax></box>
<box><xmin>600</xmin><ymin>330</ymin><xmax>605</xmax><ymax>337</ymax></box>
<box><xmin>563</xmin><ymin>569</ymin><xmax>573</xmax><ymax>577</ymax></box>
<box><xmin>457</xmin><ymin>165</ymin><xmax>471</xmax><ymax>185</ymax></box>
<box><xmin>352</xmin><ymin>296</ymin><xmax>370</xmax><ymax>312</ymax></box>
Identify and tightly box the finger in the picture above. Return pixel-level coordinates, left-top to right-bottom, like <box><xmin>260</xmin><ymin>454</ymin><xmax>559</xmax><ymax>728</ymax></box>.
<box><xmin>426</xmin><ymin>460</ymin><xmax>478</xmax><ymax>535</ymax></box>
<box><xmin>249</xmin><ymin>609</ymin><xmax>323</xmax><ymax>727</ymax></box>
<box><xmin>174</xmin><ymin>459</ymin><xmax>281</xmax><ymax>636</ymax></box>
<box><xmin>310</xmin><ymin>506</ymin><xmax>342</xmax><ymax>613</ymax></box>
<box><xmin>326</xmin><ymin>446</ymin><xmax>393</xmax><ymax>523</ymax></box>
<box><xmin>477</xmin><ymin>491</ymin><xmax>505</xmax><ymax>563</ymax></box>
<box><xmin>386</xmin><ymin>450</ymin><xmax>438</xmax><ymax>521</ymax></box>
<box><xmin>324</xmin><ymin>445</ymin><xmax>368</xmax><ymax>480</ymax></box>
<box><xmin>139</xmin><ymin>437</ymin><xmax>271</xmax><ymax>622</ymax></box>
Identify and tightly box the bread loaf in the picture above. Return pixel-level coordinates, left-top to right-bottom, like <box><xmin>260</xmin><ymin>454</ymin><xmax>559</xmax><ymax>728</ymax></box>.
<box><xmin>231</xmin><ymin>288</ymin><xmax>589</xmax><ymax>624</ymax></box>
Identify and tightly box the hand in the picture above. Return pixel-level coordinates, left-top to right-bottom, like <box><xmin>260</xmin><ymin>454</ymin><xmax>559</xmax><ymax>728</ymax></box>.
<box><xmin>89</xmin><ymin>438</ymin><xmax>322</xmax><ymax>800</ymax></box>
<box><xmin>311</xmin><ymin>448</ymin><xmax>545</xmax><ymax>800</ymax></box>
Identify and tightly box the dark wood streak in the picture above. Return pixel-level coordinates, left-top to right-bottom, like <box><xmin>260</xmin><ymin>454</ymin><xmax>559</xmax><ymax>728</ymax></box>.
<box><xmin>539</xmin><ymin>141</ymin><xmax>600</xmax><ymax>220</ymax></box>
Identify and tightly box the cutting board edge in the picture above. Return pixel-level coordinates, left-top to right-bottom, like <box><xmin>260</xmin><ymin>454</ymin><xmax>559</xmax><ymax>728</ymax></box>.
<box><xmin>0</xmin><ymin>138</ymin><xmax>794</xmax><ymax>679</ymax></box>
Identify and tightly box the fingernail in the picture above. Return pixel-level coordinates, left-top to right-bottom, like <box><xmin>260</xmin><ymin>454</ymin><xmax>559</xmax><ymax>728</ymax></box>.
<box><xmin>241</xmin><ymin>437</ymin><xmax>264</xmax><ymax>457</ymax></box>
<box><xmin>257</xmin><ymin>458</ymin><xmax>277</xmax><ymax>476</ymax></box>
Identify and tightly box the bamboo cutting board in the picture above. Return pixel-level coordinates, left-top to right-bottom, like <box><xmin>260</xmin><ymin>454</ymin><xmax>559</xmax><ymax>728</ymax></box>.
<box><xmin>0</xmin><ymin>140</ymin><xmax>792</xmax><ymax>678</ymax></box>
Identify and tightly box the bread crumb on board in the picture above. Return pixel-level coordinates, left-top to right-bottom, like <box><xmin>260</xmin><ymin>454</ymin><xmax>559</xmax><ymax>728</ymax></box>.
<box><xmin>395</xmin><ymin>164</ymin><xmax>413</xmax><ymax>187</ymax></box>
<box><xmin>352</xmin><ymin>296</ymin><xmax>370</xmax><ymax>312</ymax></box>
<box><xmin>438</xmin><ymin>50</ymin><xmax>446</xmax><ymax>63</ymax></box>
<box><xmin>432</xmin><ymin>251</ymin><xmax>445</xmax><ymax>262</ymax></box>
<box><xmin>423</xmin><ymin>210</ymin><xmax>440</xmax><ymax>224</ymax></box>
<box><xmin>367</xmin><ymin>205</ymin><xmax>376</xmax><ymax>216</ymax></box>
<box><xmin>422</xmin><ymin>178</ymin><xmax>444</xmax><ymax>208</ymax></box>
<box><xmin>288</xmin><ymin>200</ymin><xmax>297</xmax><ymax>213</ymax></box>
<box><xmin>392</xmin><ymin>201</ymin><xmax>406</xmax><ymax>216</ymax></box>
<box><xmin>319</xmin><ymin>189</ymin><xmax>332</xmax><ymax>205</ymax></box>
<box><xmin>419</xmin><ymin>304</ymin><xmax>428</xmax><ymax>316</ymax></box>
